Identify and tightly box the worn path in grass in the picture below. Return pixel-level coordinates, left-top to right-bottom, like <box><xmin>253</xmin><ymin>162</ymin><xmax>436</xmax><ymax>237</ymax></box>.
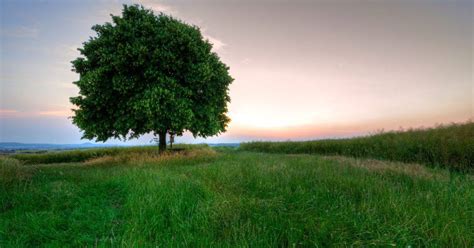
<box><xmin>1</xmin><ymin>149</ymin><xmax>473</xmax><ymax>247</ymax></box>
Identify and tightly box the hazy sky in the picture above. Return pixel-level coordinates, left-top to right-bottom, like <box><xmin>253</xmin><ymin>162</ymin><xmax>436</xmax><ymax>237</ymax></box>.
<box><xmin>0</xmin><ymin>0</ymin><xmax>472</xmax><ymax>144</ymax></box>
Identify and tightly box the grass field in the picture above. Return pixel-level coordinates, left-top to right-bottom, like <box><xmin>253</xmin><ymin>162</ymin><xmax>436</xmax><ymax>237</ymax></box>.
<box><xmin>241</xmin><ymin>121</ymin><xmax>474</xmax><ymax>172</ymax></box>
<box><xmin>1</xmin><ymin>145</ymin><xmax>473</xmax><ymax>247</ymax></box>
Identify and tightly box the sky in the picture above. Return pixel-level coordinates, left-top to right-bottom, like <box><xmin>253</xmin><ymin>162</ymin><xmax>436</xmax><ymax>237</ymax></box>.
<box><xmin>0</xmin><ymin>0</ymin><xmax>472</xmax><ymax>145</ymax></box>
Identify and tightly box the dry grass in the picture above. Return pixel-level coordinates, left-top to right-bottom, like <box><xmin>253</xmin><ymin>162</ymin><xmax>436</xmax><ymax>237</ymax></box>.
<box><xmin>84</xmin><ymin>147</ymin><xmax>217</xmax><ymax>166</ymax></box>
<box><xmin>323</xmin><ymin>155</ymin><xmax>451</xmax><ymax>180</ymax></box>
<box><xmin>0</xmin><ymin>156</ymin><xmax>35</xmax><ymax>186</ymax></box>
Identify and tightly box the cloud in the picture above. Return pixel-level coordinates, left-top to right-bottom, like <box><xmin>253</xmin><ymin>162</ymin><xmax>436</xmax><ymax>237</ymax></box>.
<box><xmin>131</xmin><ymin>2</ymin><xmax>226</xmax><ymax>52</ymax></box>
<box><xmin>54</xmin><ymin>44</ymin><xmax>81</xmax><ymax>64</ymax></box>
<box><xmin>38</xmin><ymin>110</ymin><xmax>72</xmax><ymax>117</ymax></box>
<box><xmin>135</xmin><ymin>2</ymin><xmax>225</xmax><ymax>52</ymax></box>
<box><xmin>136</xmin><ymin>0</ymin><xmax>177</xmax><ymax>15</ymax></box>
<box><xmin>1</xmin><ymin>26</ymin><xmax>39</xmax><ymax>38</ymax></box>
<box><xmin>203</xmin><ymin>33</ymin><xmax>226</xmax><ymax>52</ymax></box>
<box><xmin>241</xmin><ymin>58</ymin><xmax>252</xmax><ymax>64</ymax></box>
<box><xmin>0</xmin><ymin>109</ymin><xmax>72</xmax><ymax>118</ymax></box>
<box><xmin>0</xmin><ymin>109</ymin><xmax>19</xmax><ymax>116</ymax></box>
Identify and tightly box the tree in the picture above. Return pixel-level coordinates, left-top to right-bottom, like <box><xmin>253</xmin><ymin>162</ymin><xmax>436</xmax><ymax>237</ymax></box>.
<box><xmin>70</xmin><ymin>4</ymin><xmax>233</xmax><ymax>151</ymax></box>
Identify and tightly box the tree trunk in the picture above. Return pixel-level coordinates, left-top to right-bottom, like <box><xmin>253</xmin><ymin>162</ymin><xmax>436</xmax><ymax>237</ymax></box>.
<box><xmin>169</xmin><ymin>134</ymin><xmax>174</xmax><ymax>149</ymax></box>
<box><xmin>158</xmin><ymin>131</ymin><xmax>167</xmax><ymax>152</ymax></box>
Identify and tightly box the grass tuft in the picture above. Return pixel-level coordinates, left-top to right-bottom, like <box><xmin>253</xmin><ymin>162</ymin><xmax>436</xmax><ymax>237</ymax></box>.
<box><xmin>0</xmin><ymin>157</ymin><xmax>34</xmax><ymax>186</ymax></box>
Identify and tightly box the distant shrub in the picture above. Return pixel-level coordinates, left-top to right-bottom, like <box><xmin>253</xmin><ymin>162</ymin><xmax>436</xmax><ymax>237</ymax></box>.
<box><xmin>240</xmin><ymin>121</ymin><xmax>474</xmax><ymax>172</ymax></box>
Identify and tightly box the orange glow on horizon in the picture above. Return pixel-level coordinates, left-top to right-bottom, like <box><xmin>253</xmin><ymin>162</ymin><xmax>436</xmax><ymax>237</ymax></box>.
<box><xmin>223</xmin><ymin>110</ymin><xmax>472</xmax><ymax>141</ymax></box>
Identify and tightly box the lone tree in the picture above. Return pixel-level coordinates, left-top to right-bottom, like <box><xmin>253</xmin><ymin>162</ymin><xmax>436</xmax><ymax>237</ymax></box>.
<box><xmin>70</xmin><ymin>5</ymin><xmax>233</xmax><ymax>151</ymax></box>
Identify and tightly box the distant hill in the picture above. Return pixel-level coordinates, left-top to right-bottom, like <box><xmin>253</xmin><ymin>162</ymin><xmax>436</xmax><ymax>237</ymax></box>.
<box><xmin>207</xmin><ymin>143</ymin><xmax>240</xmax><ymax>147</ymax></box>
<box><xmin>0</xmin><ymin>142</ymin><xmax>115</xmax><ymax>153</ymax></box>
<box><xmin>0</xmin><ymin>142</ymin><xmax>239</xmax><ymax>154</ymax></box>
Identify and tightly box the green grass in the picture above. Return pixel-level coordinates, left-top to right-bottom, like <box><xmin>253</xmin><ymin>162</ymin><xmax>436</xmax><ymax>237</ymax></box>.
<box><xmin>241</xmin><ymin>121</ymin><xmax>474</xmax><ymax>171</ymax></box>
<box><xmin>11</xmin><ymin>144</ymin><xmax>206</xmax><ymax>165</ymax></box>
<box><xmin>1</xmin><ymin>146</ymin><xmax>473</xmax><ymax>247</ymax></box>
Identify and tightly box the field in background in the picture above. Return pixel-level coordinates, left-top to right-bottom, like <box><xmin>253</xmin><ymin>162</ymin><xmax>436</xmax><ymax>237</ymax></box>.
<box><xmin>241</xmin><ymin>121</ymin><xmax>474</xmax><ymax>171</ymax></box>
<box><xmin>1</xmin><ymin>145</ymin><xmax>473</xmax><ymax>246</ymax></box>
<box><xmin>10</xmin><ymin>144</ymin><xmax>207</xmax><ymax>165</ymax></box>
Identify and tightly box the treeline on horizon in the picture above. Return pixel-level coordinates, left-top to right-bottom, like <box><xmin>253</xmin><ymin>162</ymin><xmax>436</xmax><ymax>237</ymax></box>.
<box><xmin>241</xmin><ymin>121</ymin><xmax>473</xmax><ymax>172</ymax></box>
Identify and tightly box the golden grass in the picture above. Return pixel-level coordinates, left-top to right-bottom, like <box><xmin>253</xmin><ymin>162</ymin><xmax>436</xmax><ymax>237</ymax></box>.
<box><xmin>322</xmin><ymin>155</ymin><xmax>451</xmax><ymax>180</ymax></box>
<box><xmin>0</xmin><ymin>156</ymin><xmax>35</xmax><ymax>185</ymax></box>
<box><xmin>84</xmin><ymin>147</ymin><xmax>217</xmax><ymax>166</ymax></box>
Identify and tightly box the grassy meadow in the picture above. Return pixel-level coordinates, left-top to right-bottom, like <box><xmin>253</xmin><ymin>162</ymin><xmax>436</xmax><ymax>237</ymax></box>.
<box><xmin>241</xmin><ymin>121</ymin><xmax>474</xmax><ymax>172</ymax></box>
<box><xmin>1</xmin><ymin>142</ymin><xmax>473</xmax><ymax>247</ymax></box>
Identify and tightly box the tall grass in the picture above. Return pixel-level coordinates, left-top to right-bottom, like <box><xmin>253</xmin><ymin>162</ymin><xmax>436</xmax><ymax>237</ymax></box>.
<box><xmin>240</xmin><ymin>121</ymin><xmax>474</xmax><ymax>171</ymax></box>
<box><xmin>0</xmin><ymin>157</ymin><xmax>32</xmax><ymax>187</ymax></box>
<box><xmin>1</xmin><ymin>149</ymin><xmax>473</xmax><ymax>246</ymax></box>
<box><xmin>11</xmin><ymin>144</ymin><xmax>208</xmax><ymax>165</ymax></box>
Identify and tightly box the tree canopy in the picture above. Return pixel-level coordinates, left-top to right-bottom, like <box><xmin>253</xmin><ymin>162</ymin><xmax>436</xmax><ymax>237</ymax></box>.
<box><xmin>70</xmin><ymin>4</ymin><xmax>233</xmax><ymax>150</ymax></box>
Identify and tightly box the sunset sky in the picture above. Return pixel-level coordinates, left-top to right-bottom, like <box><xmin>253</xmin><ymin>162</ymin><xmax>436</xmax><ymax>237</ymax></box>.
<box><xmin>1</xmin><ymin>0</ymin><xmax>472</xmax><ymax>144</ymax></box>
